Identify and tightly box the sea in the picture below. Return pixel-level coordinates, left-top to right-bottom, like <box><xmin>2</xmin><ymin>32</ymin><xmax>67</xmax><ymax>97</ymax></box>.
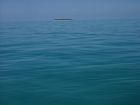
<box><xmin>0</xmin><ymin>20</ymin><xmax>140</xmax><ymax>105</ymax></box>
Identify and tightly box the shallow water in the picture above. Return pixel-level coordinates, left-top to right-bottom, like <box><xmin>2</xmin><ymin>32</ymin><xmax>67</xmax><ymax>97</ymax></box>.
<box><xmin>0</xmin><ymin>20</ymin><xmax>140</xmax><ymax>105</ymax></box>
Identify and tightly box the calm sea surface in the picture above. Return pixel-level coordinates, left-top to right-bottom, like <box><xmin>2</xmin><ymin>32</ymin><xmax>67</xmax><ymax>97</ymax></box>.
<box><xmin>0</xmin><ymin>20</ymin><xmax>140</xmax><ymax>105</ymax></box>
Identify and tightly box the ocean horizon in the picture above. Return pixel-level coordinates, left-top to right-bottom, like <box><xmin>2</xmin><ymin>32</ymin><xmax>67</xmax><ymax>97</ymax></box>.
<box><xmin>0</xmin><ymin>19</ymin><xmax>140</xmax><ymax>105</ymax></box>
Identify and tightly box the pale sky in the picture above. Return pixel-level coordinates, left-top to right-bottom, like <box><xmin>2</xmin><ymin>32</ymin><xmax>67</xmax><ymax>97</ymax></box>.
<box><xmin>0</xmin><ymin>0</ymin><xmax>140</xmax><ymax>21</ymax></box>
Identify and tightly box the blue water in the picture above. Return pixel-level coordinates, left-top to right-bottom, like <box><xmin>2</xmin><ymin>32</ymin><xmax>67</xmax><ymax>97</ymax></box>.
<box><xmin>0</xmin><ymin>20</ymin><xmax>140</xmax><ymax>105</ymax></box>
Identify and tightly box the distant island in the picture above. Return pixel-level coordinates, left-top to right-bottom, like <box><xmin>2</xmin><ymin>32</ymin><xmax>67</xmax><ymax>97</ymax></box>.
<box><xmin>54</xmin><ymin>18</ymin><xmax>72</xmax><ymax>20</ymax></box>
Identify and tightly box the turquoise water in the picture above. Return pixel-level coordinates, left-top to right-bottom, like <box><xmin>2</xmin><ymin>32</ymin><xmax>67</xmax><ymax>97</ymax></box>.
<box><xmin>0</xmin><ymin>20</ymin><xmax>140</xmax><ymax>105</ymax></box>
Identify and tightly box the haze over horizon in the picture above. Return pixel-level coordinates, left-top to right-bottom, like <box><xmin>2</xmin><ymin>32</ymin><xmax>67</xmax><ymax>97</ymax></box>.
<box><xmin>0</xmin><ymin>0</ymin><xmax>140</xmax><ymax>21</ymax></box>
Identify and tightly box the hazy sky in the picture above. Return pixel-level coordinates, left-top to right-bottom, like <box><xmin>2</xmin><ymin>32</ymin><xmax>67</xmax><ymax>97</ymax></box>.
<box><xmin>0</xmin><ymin>0</ymin><xmax>140</xmax><ymax>21</ymax></box>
